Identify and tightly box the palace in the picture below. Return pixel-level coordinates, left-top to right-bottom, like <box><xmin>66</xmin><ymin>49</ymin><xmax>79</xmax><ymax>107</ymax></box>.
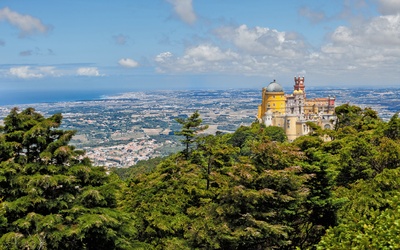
<box><xmin>257</xmin><ymin>77</ymin><xmax>336</xmax><ymax>141</ymax></box>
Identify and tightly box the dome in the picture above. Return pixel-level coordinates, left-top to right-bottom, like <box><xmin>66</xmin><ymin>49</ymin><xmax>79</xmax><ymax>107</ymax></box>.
<box><xmin>266</xmin><ymin>80</ymin><xmax>284</xmax><ymax>92</ymax></box>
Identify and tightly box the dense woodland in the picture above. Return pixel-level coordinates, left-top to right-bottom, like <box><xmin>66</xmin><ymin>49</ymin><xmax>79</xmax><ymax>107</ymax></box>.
<box><xmin>1</xmin><ymin>105</ymin><xmax>400</xmax><ymax>249</ymax></box>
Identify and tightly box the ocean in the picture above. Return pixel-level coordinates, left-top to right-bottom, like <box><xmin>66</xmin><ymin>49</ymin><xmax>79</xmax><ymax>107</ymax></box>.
<box><xmin>0</xmin><ymin>89</ymin><xmax>126</xmax><ymax>106</ymax></box>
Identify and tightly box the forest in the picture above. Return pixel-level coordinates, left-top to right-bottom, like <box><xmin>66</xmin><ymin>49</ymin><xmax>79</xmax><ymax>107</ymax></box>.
<box><xmin>1</xmin><ymin>104</ymin><xmax>400</xmax><ymax>249</ymax></box>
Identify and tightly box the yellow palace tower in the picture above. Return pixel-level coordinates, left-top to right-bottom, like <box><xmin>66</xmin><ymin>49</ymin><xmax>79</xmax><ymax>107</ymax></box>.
<box><xmin>258</xmin><ymin>80</ymin><xmax>286</xmax><ymax>116</ymax></box>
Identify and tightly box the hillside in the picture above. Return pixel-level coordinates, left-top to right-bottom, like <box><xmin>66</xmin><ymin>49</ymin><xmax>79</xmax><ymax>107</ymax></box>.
<box><xmin>1</xmin><ymin>105</ymin><xmax>400</xmax><ymax>249</ymax></box>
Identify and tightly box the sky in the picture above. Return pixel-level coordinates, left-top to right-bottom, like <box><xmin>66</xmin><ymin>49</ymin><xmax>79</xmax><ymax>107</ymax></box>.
<box><xmin>0</xmin><ymin>0</ymin><xmax>400</xmax><ymax>95</ymax></box>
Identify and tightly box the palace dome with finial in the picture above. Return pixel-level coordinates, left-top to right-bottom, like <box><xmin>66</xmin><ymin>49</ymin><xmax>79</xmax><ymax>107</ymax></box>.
<box><xmin>265</xmin><ymin>80</ymin><xmax>284</xmax><ymax>92</ymax></box>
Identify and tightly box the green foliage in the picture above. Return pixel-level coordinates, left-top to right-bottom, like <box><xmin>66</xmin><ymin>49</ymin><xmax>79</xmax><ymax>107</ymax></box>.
<box><xmin>335</xmin><ymin>104</ymin><xmax>382</xmax><ymax>133</ymax></box>
<box><xmin>335</xmin><ymin>136</ymin><xmax>375</xmax><ymax>186</ymax></box>
<box><xmin>264</xmin><ymin>125</ymin><xmax>287</xmax><ymax>142</ymax></box>
<box><xmin>318</xmin><ymin>168</ymin><xmax>400</xmax><ymax>249</ymax></box>
<box><xmin>123</xmin><ymin>125</ymin><xmax>317</xmax><ymax>249</ymax></box>
<box><xmin>228</xmin><ymin>123</ymin><xmax>286</xmax><ymax>156</ymax></box>
<box><xmin>186</xmin><ymin>164</ymin><xmax>308</xmax><ymax>249</ymax></box>
<box><xmin>194</xmin><ymin>133</ymin><xmax>239</xmax><ymax>190</ymax></box>
<box><xmin>111</xmin><ymin>156</ymin><xmax>166</xmax><ymax>180</ymax></box>
<box><xmin>0</xmin><ymin>108</ymin><xmax>136</xmax><ymax>249</ymax></box>
<box><xmin>384</xmin><ymin>113</ymin><xmax>400</xmax><ymax>140</ymax></box>
<box><xmin>291</xmin><ymin>135</ymin><xmax>341</xmax><ymax>248</ymax></box>
<box><xmin>122</xmin><ymin>156</ymin><xmax>204</xmax><ymax>249</ymax></box>
<box><xmin>90</xmin><ymin>104</ymin><xmax>400</xmax><ymax>248</ymax></box>
<box><xmin>3</xmin><ymin>104</ymin><xmax>400</xmax><ymax>249</ymax></box>
<box><xmin>334</xmin><ymin>104</ymin><xmax>363</xmax><ymax>130</ymax></box>
<box><xmin>175</xmin><ymin>110</ymin><xmax>208</xmax><ymax>159</ymax></box>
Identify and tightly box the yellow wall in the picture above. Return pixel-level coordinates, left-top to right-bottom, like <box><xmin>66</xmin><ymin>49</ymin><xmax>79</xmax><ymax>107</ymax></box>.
<box><xmin>257</xmin><ymin>105</ymin><xmax>262</xmax><ymax>119</ymax></box>
<box><xmin>264</xmin><ymin>92</ymin><xmax>286</xmax><ymax>114</ymax></box>
<box><xmin>258</xmin><ymin>89</ymin><xmax>266</xmax><ymax>119</ymax></box>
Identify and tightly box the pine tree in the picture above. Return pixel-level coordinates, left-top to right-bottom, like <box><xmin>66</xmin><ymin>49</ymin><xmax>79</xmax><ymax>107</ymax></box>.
<box><xmin>384</xmin><ymin>113</ymin><xmax>400</xmax><ymax>140</ymax></box>
<box><xmin>175</xmin><ymin>111</ymin><xmax>208</xmax><ymax>159</ymax></box>
<box><xmin>0</xmin><ymin>108</ymin><xmax>136</xmax><ymax>250</ymax></box>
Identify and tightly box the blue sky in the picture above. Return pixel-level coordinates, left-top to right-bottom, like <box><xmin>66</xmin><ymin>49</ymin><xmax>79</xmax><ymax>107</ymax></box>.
<box><xmin>0</xmin><ymin>0</ymin><xmax>399</xmax><ymax>94</ymax></box>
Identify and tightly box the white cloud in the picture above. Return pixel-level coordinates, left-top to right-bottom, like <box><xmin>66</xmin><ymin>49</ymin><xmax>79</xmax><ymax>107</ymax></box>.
<box><xmin>322</xmin><ymin>14</ymin><xmax>400</xmax><ymax>62</ymax></box>
<box><xmin>0</xmin><ymin>7</ymin><xmax>50</xmax><ymax>37</ymax></box>
<box><xmin>9</xmin><ymin>66</ymin><xmax>43</xmax><ymax>79</ymax></box>
<box><xmin>9</xmin><ymin>66</ymin><xmax>61</xmax><ymax>79</ymax></box>
<box><xmin>39</xmin><ymin>66</ymin><xmax>62</xmax><ymax>77</ymax></box>
<box><xmin>155</xmin><ymin>52</ymin><xmax>173</xmax><ymax>63</ymax></box>
<box><xmin>154</xmin><ymin>15</ymin><xmax>400</xmax><ymax>81</ymax></box>
<box><xmin>6</xmin><ymin>65</ymin><xmax>106</xmax><ymax>79</ymax></box>
<box><xmin>155</xmin><ymin>45</ymin><xmax>239</xmax><ymax>73</ymax></box>
<box><xmin>215</xmin><ymin>25</ymin><xmax>308</xmax><ymax>58</ymax></box>
<box><xmin>166</xmin><ymin>0</ymin><xmax>196</xmax><ymax>24</ymax></box>
<box><xmin>118</xmin><ymin>58</ymin><xmax>139</xmax><ymax>68</ymax></box>
<box><xmin>155</xmin><ymin>24</ymin><xmax>311</xmax><ymax>75</ymax></box>
<box><xmin>76</xmin><ymin>67</ymin><xmax>102</xmax><ymax>77</ymax></box>
<box><xmin>185</xmin><ymin>45</ymin><xmax>238</xmax><ymax>61</ymax></box>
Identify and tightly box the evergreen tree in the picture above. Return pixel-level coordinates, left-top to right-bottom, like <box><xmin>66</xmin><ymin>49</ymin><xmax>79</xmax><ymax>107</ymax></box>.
<box><xmin>384</xmin><ymin>113</ymin><xmax>400</xmax><ymax>140</ymax></box>
<box><xmin>318</xmin><ymin>168</ymin><xmax>400</xmax><ymax>249</ymax></box>
<box><xmin>292</xmin><ymin>136</ymin><xmax>340</xmax><ymax>248</ymax></box>
<box><xmin>194</xmin><ymin>134</ymin><xmax>238</xmax><ymax>190</ymax></box>
<box><xmin>264</xmin><ymin>125</ymin><xmax>287</xmax><ymax>142</ymax></box>
<box><xmin>187</xmin><ymin>138</ymin><xmax>310</xmax><ymax>249</ymax></box>
<box><xmin>0</xmin><ymin>108</ymin><xmax>136</xmax><ymax>250</ymax></box>
<box><xmin>334</xmin><ymin>104</ymin><xmax>363</xmax><ymax>130</ymax></box>
<box><xmin>335</xmin><ymin>104</ymin><xmax>381</xmax><ymax>133</ymax></box>
<box><xmin>122</xmin><ymin>155</ymin><xmax>204</xmax><ymax>249</ymax></box>
<box><xmin>175</xmin><ymin>111</ymin><xmax>208</xmax><ymax>159</ymax></box>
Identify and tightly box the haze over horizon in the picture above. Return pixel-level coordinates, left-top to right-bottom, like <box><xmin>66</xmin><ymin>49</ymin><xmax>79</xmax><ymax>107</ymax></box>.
<box><xmin>1</xmin><ymin>0</ymin><xmax>400</xmax><ymax>99</ymax></box>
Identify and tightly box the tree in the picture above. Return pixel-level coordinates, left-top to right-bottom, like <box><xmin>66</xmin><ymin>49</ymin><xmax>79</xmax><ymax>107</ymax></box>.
<box><xmin>122</xmin><ymin>155</ymin><xmax>204</xmax><ymax>249</ymax></box>
<box><xmin>228</xmin><ymin>123</ymin><xmax>286</xmax><ymax>156</ymax></box>
<box><xmin>335</xmin><ymin>104</ymin><xmax>381</xmax><ymax>133</ymax></box>
<box><xmin>334</xmin><ymin>104</ymin><xmax>363</xmax><ymax>130</ymax></box>
<box><xmin>0</xmin><ymin>108</ymin><xmax>137</xmax><ymax>249</ymax></box>
<box><xmin>384</xmin><ymin>113</ymin><xmax>400</xmax><ymax>140</ymax></box>
<box><xmin>123</xmin><ymin>124</ymin><xmax>316</xmax><ymax>249</ymax></box>
<box><xmin>175</xmin><ymin>111</ymin><xmax>208</xmax><ymax>159</ymax></box>
<box><xmin>335</xmin><ymin>136</ymin><xmax>375</xmax><ymax>187</ymax></box>
<box><xmin>193</xmin><ymin>134</ymin><xmax>238</xmax><ymax>190</ymax></box>
<box><xmin>318</xmin><ymin>168</ymin><xmax>400</xmax><ymax>249</ymax></box>
<box><xmin>264</xmin><ymin>125</ymin><xmax>287</xmax><ymax>142</ymax></box>
<box><xmin>291</xmin><ymin>136</ymin><xmax>340</xmax><ymax>248</ymax></box>
<box><xmin>186</xmin><ymin>139</ymin><xmax>311</xmax><ymax>249</ymax></box>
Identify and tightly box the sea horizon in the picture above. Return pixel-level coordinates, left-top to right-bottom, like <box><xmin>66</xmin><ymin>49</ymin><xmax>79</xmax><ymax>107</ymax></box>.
<box><xmin>1</xmin><ymin>86</ymin><xmax>399</xmax><ymax>107</ymax></box>
<box><xmin>0</xmin><ymin>88</ymin><xmax>138</xmax><ymax>106</ymax></box>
